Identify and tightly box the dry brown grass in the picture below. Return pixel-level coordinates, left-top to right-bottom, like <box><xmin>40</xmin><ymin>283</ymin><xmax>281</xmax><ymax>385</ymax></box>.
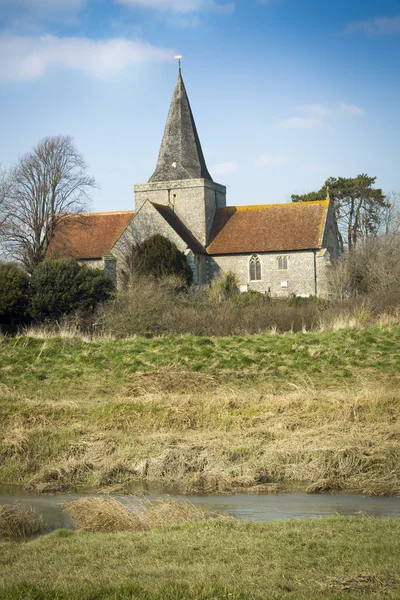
<box><xmin>66</xmin><ymin>497</ymin><xmax>207</xmax><ymax>533</ymax></box>
<box><xmin>3</xmin><ymin>377</ymin><xmax>399</xmax><ymax>496</ymax></box>
<box><xmin>66</xmin><ymin>498</ymin><xmax>145</xmax><ymax>533</ymax></box>
<box><xmin>0</xmin><ymin>504</ymin><xmax>42</xmax><ymax>539</ymax></box>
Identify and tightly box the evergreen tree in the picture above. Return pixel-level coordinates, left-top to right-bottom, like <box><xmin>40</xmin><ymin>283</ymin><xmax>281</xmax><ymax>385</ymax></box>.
<box><xmin>124</xmin><ymin>235</ymin><xmax>193</xmax><ymax>286</ymax></box>
<box><xmin>292</xmin><ymin>175</ymin><xmax>387</xmax><ymax>252</ymax></box>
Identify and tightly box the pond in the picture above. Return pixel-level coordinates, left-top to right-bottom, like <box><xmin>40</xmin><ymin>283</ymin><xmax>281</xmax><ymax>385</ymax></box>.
<box><xmin>1</xmin><ymin>484</ymin><xmax>400</xmax><ymax>532</ymax></box>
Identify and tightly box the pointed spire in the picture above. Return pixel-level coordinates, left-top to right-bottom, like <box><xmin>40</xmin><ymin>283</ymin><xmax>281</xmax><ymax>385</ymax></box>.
<box><xmin>148</xmin><ymin>69</ymin><xmax>213</xmax><ymax>183</ymax></box>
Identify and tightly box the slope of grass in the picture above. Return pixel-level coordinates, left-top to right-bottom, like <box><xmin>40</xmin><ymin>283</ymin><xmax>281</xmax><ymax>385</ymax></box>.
<box><xmin>1</xmin><ymin>517</ymin><xmax>400</xmax><ymax>599</ymax></box>
<box><xmin>0</xmin><ymin>325</ymin><xmax>399</xmax><ymax>396</ymax></box>
<box><xmin>0</xmin><ymin>326</ymin><xmax>399</xmax><ymax>494</ymax></box>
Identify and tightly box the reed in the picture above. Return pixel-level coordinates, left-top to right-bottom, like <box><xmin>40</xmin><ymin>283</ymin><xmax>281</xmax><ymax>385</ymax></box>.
<box><xmin>66</xmin><ymin>497</ymin><xmax>207</xmax><ymax>533</ymax></box>
<box><xmin>0</xmin><ymin>504</ymin><xmax>42</xmax><ymax>539</ymax></box>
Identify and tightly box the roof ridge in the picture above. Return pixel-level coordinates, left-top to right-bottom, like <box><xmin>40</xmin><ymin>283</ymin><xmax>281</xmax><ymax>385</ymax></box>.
<box><xmin>219</xmin><ymin>200</ymin><xmax>329</xmax><ymax>212</ymax></box>
<box><xmin>66</xmin><ymin>210</ymin><xmax>135</xmax><ymax>218</ymax></box>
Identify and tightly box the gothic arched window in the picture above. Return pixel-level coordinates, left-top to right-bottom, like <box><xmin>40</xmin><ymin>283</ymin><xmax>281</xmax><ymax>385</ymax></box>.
<box><xmin>249</xmin><ymin>255</ymin><xmax>261</xmax><ymax>281</ymax></box>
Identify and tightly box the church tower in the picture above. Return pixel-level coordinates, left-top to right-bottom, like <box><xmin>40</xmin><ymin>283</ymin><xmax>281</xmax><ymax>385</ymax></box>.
<box><xmin>134</xmin><ymin>68</ymin><xmax>226</xmax><ymax>247</ymax></box>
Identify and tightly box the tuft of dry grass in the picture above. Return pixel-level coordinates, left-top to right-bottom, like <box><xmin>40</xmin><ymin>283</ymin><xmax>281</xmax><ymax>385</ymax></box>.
<box><xmin>136</xmin><ymin>497</ymin><xmax>208</xmax><ymax>530</ymax></box>
<box><xmin>66</xmin><ymin>498</ymin><xmax>146</xmax><ymax>533</ymax></box>
<box><xmin>0</xmin><ymin>504</ymin><xmax>42</xmax><ymax>539</ymax></box>
<box><xmin>66</xmin><ymin>497</ymin><xmax>207</xmax><ymax>533</ymax></box>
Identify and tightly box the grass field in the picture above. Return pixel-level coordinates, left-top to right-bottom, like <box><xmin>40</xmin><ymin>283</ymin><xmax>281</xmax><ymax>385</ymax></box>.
<box><xmin>1</xmin><ymin>517</ymin><xmax>400</xmax><ymax>599</ymax></box>
<box><xmin>0</xmin><ymin>325</ymin><xmax>399</xmax><ymax>494</ymax></box>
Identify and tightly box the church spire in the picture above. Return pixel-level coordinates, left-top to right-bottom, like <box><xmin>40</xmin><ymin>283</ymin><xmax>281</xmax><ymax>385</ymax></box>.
<box><xmin>148</xmin><ymin>69</ymin><xmax>213</xmax><ymax>183</ymax></box>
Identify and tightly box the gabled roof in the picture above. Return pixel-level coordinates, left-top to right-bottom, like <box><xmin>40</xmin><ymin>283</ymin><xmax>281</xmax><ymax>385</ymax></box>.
<box><xmin>151</xmin><ymin>203</ymin><xmax>206</xmax><ymax>254</ymax></box>
<box><xmin>207</xmin><ymin>201</ymin><xmax>329</xmax><ymax>255</ymax></box>
<box><xmin>47</xmin><ymin>211</ymin><xmax>135</xmax><ymax>260</ymax></box>
<box><xmin>148</xmin><ymin>70</ymin><xmax>213</xmax><ymax>183</ymax></box>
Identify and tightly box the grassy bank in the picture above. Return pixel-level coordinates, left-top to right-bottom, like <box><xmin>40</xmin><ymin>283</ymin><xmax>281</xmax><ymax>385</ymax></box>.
<box><xmin>1</xmin><ymin>517</ymin><xmax>400</xmax><ymax>599</ymax></box>
<box><xmin>0</xmin><ymin>326</ymin><xmax>399</xmax><ymax>494</ymax></box>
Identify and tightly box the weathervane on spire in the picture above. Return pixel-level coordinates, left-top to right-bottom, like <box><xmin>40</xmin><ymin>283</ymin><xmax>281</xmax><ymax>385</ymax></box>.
<box><xmin>174</xmin><ymin>55</ymin><xmax>183</xmax><ymax>71</ymax></box>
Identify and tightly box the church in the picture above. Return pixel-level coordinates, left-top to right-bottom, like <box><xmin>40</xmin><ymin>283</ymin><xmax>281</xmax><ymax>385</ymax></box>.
<box><xmin>48</xmin><ymin>68</ymin><xmax>340</xmax><ymax>298</ymax></box>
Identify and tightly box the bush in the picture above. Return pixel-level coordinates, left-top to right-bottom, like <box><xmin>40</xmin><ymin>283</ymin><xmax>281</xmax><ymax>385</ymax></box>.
<box><xmin>0</xmin><ymin>262</ymin><xmax>30</xmax><ymax>324</ymax></box>
<box><xmin>97</xmin><ymin>277</ymin><xmax>323</xmax><ymax>337</ymax></box>
<box><xmin>123</xmin><ymin>235</ymin><xmax>193</xmax><ymax>287</ymax></box>
<box><xmin>29</xmin><ymin>259</ymin><xmax>114</xmax><ymax>321</ymax></box>
<box><xmin>330</xmin><ymin>233</ymin><xmax>400</xmax><ymax>300</ymax></box>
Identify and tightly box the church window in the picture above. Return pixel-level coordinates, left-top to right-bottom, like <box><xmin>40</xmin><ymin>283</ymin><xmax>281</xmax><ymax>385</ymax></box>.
<box><xmin>249</xmin><ymin>255</ymin><xmax>261</xmax><ymax>281</ymax></box>
<box><xmin>278</xmin><ymin>255</ymin><xmax>288</xmax><ymax>270</ymax></box>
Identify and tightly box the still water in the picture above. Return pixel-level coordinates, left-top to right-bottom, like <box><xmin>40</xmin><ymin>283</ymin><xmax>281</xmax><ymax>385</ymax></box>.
<box><xmin>1</xmin><ymin>484</ymin><xmax>400</xmax><ymax>532</ymax></box>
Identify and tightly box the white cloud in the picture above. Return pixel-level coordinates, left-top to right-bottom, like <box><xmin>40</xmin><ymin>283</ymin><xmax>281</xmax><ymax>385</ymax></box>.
<box><xmin>15</xmin><ymin>0</ymin><xmax>85</xmax><ymax>8</ymax></box>
<box><xmin>0</xmin><ymin>34</ymin><xmax>173</xmax><ymax>81</ymax></box>
<box><xmin>210</xmin><ymin>160</ymin><xmax>238</xmax><ymax>176</ymax></box>
<box><xmin>276</xmin><ymin>117</ymin><xmax>323</xmax><ymax>129</ymax></box>
<box><xmin>339</xmin><ymin>102</ymin><xmax>365</xmax><ymax>116</ymax></box>
<box><xmin>276</xmin><ymin>102</ymin><xmax>365</xmax><ymax>129</ymax></box>
<box><xmin>116</xmin><ymin>0</ymin><xmax>234</xmax><ymax>14</ymax></box>
<box><xmin>255</xmin><ymin>154</ymin><xmax>287</xmax><ymax>168</ymax></box>
<box><xmin>342</xmin><ymin>15</ymin><xmax>400</xmax><ymax>36</ymax></box>
<box><xmin>296</xmin><ymin>104</ymin><xmax>332</xmax><ymax>118</ymax></box>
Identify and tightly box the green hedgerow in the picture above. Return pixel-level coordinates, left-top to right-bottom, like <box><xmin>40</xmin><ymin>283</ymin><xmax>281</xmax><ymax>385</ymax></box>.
<box><xmin>0</xmin><ymin>261</ymin><xmax>30</xmax><ymax>324</ymax></box>
<box><xmin>29</xmin><ymin>259</ymin><xmax>114</xmax><ymax>321</ymax></box>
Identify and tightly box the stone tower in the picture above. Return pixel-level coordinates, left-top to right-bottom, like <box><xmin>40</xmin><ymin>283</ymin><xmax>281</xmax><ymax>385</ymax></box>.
<box><xmin>134</xmin><ymin>68</ymin><xmax>226</xmax><ymax>247</ymax></box>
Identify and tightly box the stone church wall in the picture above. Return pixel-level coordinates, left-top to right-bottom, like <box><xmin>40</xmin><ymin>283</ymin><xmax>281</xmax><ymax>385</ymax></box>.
<box><xmin>134</xmin><ymin>179</ymin><xmax>226</xmax><ymax>246</ymax></box>
<box><xmin>111</xmin><ymin>201</ymin><xmax>207</xmax><ymax>288</ymax></box>
<box><xmin>208</xmin><ymin>250</ymin><xmax>331</xmax><ymax>298</ymax></box>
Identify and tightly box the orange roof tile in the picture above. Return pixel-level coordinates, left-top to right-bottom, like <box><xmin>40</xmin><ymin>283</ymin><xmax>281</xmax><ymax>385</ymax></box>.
<box><xmin>47</xmin><ymin>211</ymin><xmax>135</xmax><ymax>260</ymax></box>
<box><xmin>207</xmin><ymin>201</ymin><xmax>329</xmax><ymax>255</ymax></box>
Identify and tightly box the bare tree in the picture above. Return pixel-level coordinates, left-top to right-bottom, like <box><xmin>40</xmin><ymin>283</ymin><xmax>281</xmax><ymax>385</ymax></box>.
<box><xmin>0</xmin><ymin>165</ymin><xmax>11</xmax><ymax>259</ymax></box>
<box><xmin>1</xmin><ymin>136</ymin><xmax>97</xmax><ymax>272</ymax></box>
<box><xmin>379</xmin><ymin>191</ymin><xmax>400</xmax><ymax>235</ymax></box>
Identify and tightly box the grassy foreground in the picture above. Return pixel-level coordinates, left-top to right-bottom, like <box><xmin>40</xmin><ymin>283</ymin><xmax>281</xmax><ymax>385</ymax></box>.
<box><xmin>1</xmin><ymin>517</ymin><xmax>400</xmax><ymax>599</ymax></box>
<box><xmin>0</xmin><ymin>326</ymin><xmax>399</xmax><ymax>494</ymax></box>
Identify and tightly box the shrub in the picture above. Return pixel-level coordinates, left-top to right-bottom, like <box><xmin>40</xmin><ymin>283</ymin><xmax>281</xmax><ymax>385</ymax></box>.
<box><xmin>29</xmin><ymin>259</ymin><xmax>114</xmax><ymax>321</ymax></box>
<box><xmin>97</xmin><ymin>277</ymin><xmax>322</xmax><ymax>337</ymax></box>
<box><xmin>123</xmin><ymin>235</ymin><xmax>193</xmax><ymax>287</ymax></box>
<box><xmin>0</xmin><ymin>262</ymin><xmax>30</xmax><ymax>324</ymax></box>
<box><xmin>330</xmin><ymin>233</ymin><xmax>400</xmax><ymax>300</ymax></box>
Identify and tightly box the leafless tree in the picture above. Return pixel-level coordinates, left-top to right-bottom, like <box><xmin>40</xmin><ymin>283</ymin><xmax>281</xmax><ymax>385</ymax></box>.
<box><xmin>0</xmin><ymin>165</ymin><xmax>12</xmax><ymax>259</ymax></box>
<box><xmin>379</xmin><ymin>191</ymin><xmax>400</xmax><ymax>235</ymax></box>
<box><xmin>1</xmin><ymin>136</ymin><xmax>97</xmax><ymax>272</ymax></box>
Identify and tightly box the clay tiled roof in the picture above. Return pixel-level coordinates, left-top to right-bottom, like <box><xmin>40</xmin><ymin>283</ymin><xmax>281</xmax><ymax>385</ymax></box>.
<box><xmin>207</xmin><ymin>201</ymin><xmax>329</xmax><ymax>255</ymax></box>
<box><xmin>151</xmin><ymin>203</ymin><xmax>206</xmax><ymax>254</ymax></box>
<box><xmin>47</xmin><ymin>211</ymin><xmax>135</xmax><ymax>260</ymax></box>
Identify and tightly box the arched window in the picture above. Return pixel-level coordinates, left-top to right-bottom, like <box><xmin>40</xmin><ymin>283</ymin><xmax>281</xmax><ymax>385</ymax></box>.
<box><xmin>249</xmin><ymin>254</ymin><xmax>261</xmax><ymax>281</ymax></box>
<box><xmin>277</xmin><ymin>255</ymin><xmax>288</xmax><ymax>270</ymax></box>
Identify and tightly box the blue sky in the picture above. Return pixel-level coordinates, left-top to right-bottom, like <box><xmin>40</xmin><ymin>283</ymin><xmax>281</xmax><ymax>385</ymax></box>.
<box><xmin>0</xmin><ymin>0</ymin><xmax>399</xmax><ymax>211</ymax></box>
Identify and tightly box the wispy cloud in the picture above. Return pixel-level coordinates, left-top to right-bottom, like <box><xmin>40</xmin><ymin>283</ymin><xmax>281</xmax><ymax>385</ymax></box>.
<box><xmin>0</xmin><ymin>34</ymin><xmax>173</xmax><ymax>81</ymax></box>
<box><xmin>210</xmin><ymin>160</ymin><xmax>238</xmax><ymax>176</ymax></box>
<box><xmin>255</xmin><ymin>154</ymin><xmax>287</xmax><ymax>168</ymax></box>
<box><xmin>277</xmin><ymin>116</ymin><xmax>323</xmax><ymax>129</ymax></box>
<box><xmin>0</xmin><ymin>0</ymin><xmax>86</xmax><ymax>9</ymax></box>
<box><xmin>296</xmin><ymin>104</ymin><xmax>332</xmax><ymax>118</ymax></box>
<box><xmin>341</xmin><ymin>15</ymin><xmax>400</xmax><ymax>36</ymax></box>
<box><xmin>276</xmin><ymin>102</ymin><xmax>365</xmax><ymax>129</ymax></box>
<box><xmin>339</xmin><ymin>102</ymin><xmax>365</xmax><ymax>116</ymax></box>
<box><xmin>116</xmin><ymin>0</ymin><xmax>234</xmax><ymax>14</ymax></box>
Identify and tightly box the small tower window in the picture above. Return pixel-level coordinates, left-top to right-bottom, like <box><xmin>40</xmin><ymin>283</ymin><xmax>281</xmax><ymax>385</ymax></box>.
<box><xmin>249</xmin><ymin>255</ymin><xmax>261</xmax><ymax>281</ymax></box>
<box><xmin>277</xmin><ymin>255</ymin><xmax>288</xmax><ymax>270</ymax></box>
